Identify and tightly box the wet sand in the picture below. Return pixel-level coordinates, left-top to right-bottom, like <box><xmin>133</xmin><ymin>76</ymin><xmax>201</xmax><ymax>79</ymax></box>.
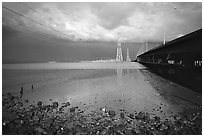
<box><xmin>2</xmin><ymin>62</ymin><xmax>202</xmax><ymax>134</ymax></box>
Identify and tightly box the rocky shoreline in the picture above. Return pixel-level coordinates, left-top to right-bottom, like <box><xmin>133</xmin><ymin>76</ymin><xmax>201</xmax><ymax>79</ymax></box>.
<box><xmin>2</xmin><ymin>92</ymin><xmax>202</xmax><ymax>135</ymax></box>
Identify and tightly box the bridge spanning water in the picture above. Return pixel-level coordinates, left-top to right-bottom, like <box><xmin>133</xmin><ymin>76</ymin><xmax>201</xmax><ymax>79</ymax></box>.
<box><xmin>136</xmin><ymin>29</ymin><xmax>202</xmax><ymax>68</ymax></box>
<box><xmin>135</xmin><ymin>29</ymin><xmax>202</xmax><ymax>93</ymax></box>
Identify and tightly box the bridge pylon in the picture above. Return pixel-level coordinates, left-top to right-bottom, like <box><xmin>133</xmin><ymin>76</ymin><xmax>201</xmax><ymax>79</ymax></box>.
<box><xmin>126</xmin><ymin>48</ymin><xmax>131</xmax><ymax>62</ymax></box>
<box><xmin>116</xmin><ymin>43</ymin><xmax>123</xmax><ymax>62</ymax></box>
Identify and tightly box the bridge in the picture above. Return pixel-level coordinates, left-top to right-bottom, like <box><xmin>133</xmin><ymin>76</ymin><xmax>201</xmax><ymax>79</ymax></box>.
<box><xmin>135</xmin><ymin>29</ymin><xmax>202</xmax><ymax>93</ymax></box>
<box><xmin>136</xmin><ymin>29</ymin><xmax>202</xmax><ymax>69</ymax></box>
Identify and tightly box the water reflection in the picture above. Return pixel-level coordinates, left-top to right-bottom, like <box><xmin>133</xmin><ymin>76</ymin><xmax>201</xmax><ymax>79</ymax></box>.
<box><xmin>126</xmin><ymin>69</ymin><xmax>129</xmax><ymax>75</ymax></box>
<box><xmin>146</xmin><ymin>67</ymin><xmax>202</xmax><ymax>93</ymax></box>
<box><xmin>116</xmin><ymin>69</ymin><xmax>123</xmax><ymax>86</ymax></box>
<box><xmin>116</xmin><ymin>69</ymin><xmax>122</xmax><ymax>78</ymax></box>
<box><xmin>116</xmin><ymin>69</ymin><xmax>132</xmax><ymax>86</ymax></box>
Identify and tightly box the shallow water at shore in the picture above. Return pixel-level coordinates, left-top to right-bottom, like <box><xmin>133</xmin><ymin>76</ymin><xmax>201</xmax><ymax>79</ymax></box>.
<box><xmin>3</xmin><ymin>62</ymin><xmax>201</xmax><ymax>123</ymax></box>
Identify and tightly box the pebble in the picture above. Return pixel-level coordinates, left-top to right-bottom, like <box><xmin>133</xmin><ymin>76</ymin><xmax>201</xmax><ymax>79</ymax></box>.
<box><xmin>70</xmin><ymin>107</ymin><xmax>75</xmax><ymax>113</ymax></box>
<box><xmin>120</xmin><ymin>113</ymin><xmax>125</xmax><ymax>119</ymax></box>
<box><xmin>37</xmin><ymin>101</ymin><xmax>42</xmax><ymax>108</ymax></box>
<box><xmin>108</xmin><ymin>110</ymin><xmax>116</xmax><ymax>118</ymax></box>
<box><xmin>52</xmin><ymin>102</ymin><xmax>59</xmax><ymax>109</ymax></box>
<box><xmin>62</xmin><ymin>102</ymin><xmax>70</xmax><ymax>107</ymax></box>
<box><xmin>102</xmin><ymin>108</ymin><xmax>107</xmax><ymax>112</ymax></box>
<box><xmin>2</xmin><ymin>92</ymin><xmax>202</xmax><ymax>135</ymax></box>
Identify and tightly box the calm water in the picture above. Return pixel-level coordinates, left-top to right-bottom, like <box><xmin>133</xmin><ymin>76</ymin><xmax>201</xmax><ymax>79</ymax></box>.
<box><xmin>2</xmin><ymin>62</ymin><xmax>143</xmax><ymax>94</ymax></box>
<box><xmin>2</xmin><ymin>62</ymin><xmax>144</xmax><ymax>69</ymax></box>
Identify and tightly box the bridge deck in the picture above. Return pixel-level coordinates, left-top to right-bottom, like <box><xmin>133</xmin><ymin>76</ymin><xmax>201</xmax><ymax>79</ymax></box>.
<box><xmin>136</xmin><ymin>29</ymin><xmax>202</xmax><ymax>68</ymax></box>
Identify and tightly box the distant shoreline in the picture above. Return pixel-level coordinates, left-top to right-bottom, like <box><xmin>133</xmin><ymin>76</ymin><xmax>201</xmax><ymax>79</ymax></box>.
<box><xmin>2</xmin><ymin>60</ymin><xmax>120</xmax><ymax>64</ymax></box>
<box><xmin>2</xmin><ymin>62</ymin><xmax>142</xmax><ymax>70</ymax></box>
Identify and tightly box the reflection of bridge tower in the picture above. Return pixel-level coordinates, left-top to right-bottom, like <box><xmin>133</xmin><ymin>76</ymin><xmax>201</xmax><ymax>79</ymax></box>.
<box><xmin>116</xmin><ymin>43</ymin><xmax>123</xmax><ymax>62</ymax></box>
<box><xmin>117</xmin><ymin>69</ymin><xmax>123</xmax><ymax>86</ymax></box>
<box><xmin>126</xmin><ymin>48</ymin><xmax>131</xmax><ymax>62</ymax></box>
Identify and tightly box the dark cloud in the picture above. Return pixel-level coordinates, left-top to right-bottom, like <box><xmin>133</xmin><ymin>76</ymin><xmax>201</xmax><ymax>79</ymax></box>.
<box><xmin>2</xmin><ymin>2</ymin><xmax>202</xmax><ymax>42</ymax></box>
<box><xmin>2</xmin><ymin>24</ymin><xmax>21</xmax><ymax>43</ymax></box>
<box><xmin>2</xmin><ymin>31</ymin><xmax>142</xmax><ymax>63</ymax></box>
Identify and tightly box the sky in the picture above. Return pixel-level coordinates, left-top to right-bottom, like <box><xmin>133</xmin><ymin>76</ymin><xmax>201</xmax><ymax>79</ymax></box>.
<box><xmin>2</xmin><ymin>2</ymin><xmax>202</xmax><ymax>63</ymax></box>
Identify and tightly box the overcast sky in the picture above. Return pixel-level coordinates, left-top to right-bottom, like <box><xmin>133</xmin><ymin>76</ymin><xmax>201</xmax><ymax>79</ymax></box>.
<box><xmin>2</xmin><ymin>2</ymin><xmax>202</xmax><ymax>63</ymax></box>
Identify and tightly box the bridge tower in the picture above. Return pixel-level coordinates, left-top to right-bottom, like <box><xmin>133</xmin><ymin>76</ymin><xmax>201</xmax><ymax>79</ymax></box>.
<box><xmin>126</xmin><ymin>48</ymin><xmax>131</xmax><ymax>62</ymax></box>
<box><xmin>116</xmin><ymin>43</ymin><xmax>123</xmax><ymax>62</ymax></box>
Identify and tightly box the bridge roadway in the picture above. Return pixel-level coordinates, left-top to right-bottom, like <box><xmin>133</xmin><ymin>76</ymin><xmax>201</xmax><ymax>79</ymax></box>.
<box><xmin>136</xmin><ymin>29</ymin><xmax>202</xmax><ymax>68</ymax></box>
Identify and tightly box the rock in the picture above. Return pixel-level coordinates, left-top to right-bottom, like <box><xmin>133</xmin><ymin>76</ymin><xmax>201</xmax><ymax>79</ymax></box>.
<box><xmin>52</xmin><ymin>102</ymin><xmax>59</xmax><ymax>109</ymax></box>
<box><xmin>154</xmin><ymin>116</ymin><xmax>160</xmax><ymax>123</ymax></box>
<box><xmin>135</xmin><ymin>112</ymin><xmax>145</xmax><ymax>119</ymax></box>
<box><xmin>35</xmin><ymin>127</ymin><xmax>47</xmax><ymax>135</ymax></box>
<box><xmin>24</xmin><ymin>100</ymin><xmax>29</xmax><ymax>103</ymax></box>
<box><xmin>62</xmin><ymin>102</ymin><xmax>70</xmax><ymax>107</ymax></box>
<box><xmin>102</xmin><ymin>108</ymin><xmax>107</xmax><ymax>112</ymax></box>
<box><xmin>2</xmin><ymin>92</ymin><xmax>202</xmax><ymax>135</ymax></box>
<box><xmin>70</xmin><ymin>107</ymin><xmax>75</xmax><ymax>113</ymax></box>
<box><xmin>100</xmin><ymin>128</ymin><xmax>108</xmax><ymax>135</ymax></box>
<box><xmin>108</xmin><ymin>110</ymin><xmax>116</xmax><ymax>118</ymax></box>
<box><xmin>37</xmin><ymin>101</ymin><xmax>43</xmax><ymax>108</ymax></box>
<box><xmin>120</xmin><ymin>113</ymin><xmax>125</xmax><ymax>119</ymax></box>
<box><xmin>33</xmin><ymin>115</ymin><xmax>40</xmax><ymax>122</ymax></box>
<box><xmin>127</xmin><ymin>114</ymin><xmax>134</xmax><ymax>119</ymax></box>
<box><xmin>59</xmin><ymin>107</ymin><xmax>64</xmax><ymax>112</ymax></box>
<box><xmin>125</xmin><ymin>128</ymin><xmax>134</xmax><ymax>135</ymax></box>
<box><xmin>17</xmin><ymin>102</ymin><xmax>23</xmax><ymax>107</ymax></box>
<box><xmin>116</xmin><ymin>130</ymin><xmax>124</xmax><ymax>135</ymax></box>
<box><xmin>143</xmin><ymin>113</ymin><xmax>150</xmax><ymax>122</ymax></box>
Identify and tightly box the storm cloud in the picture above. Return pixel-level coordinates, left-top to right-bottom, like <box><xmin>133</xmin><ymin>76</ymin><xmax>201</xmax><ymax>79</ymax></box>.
<box><xmin>3</xmin><ymin>2</ymin><xmax>202</xmax><ymax>42</ymax></box>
